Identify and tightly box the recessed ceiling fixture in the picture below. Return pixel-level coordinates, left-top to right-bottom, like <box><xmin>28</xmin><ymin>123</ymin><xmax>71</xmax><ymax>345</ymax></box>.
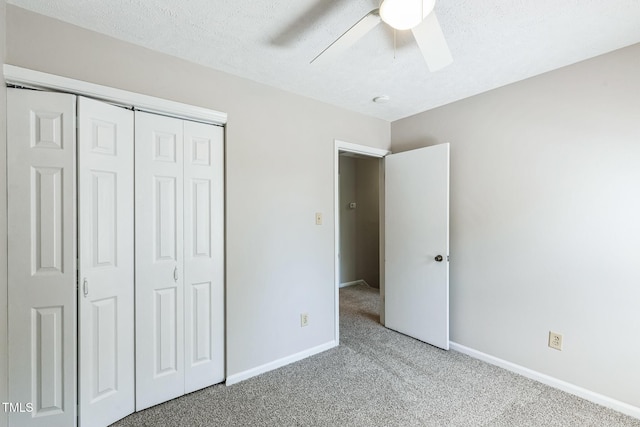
<box><xmin>373</xmin><ymin>95</ymin><xmax>391</xmax><ymax>104</ymax></box>
<box><xmin>311</xmin><ymin>0</ymin><xmax>451</xmax><ymax>72</ymax></box>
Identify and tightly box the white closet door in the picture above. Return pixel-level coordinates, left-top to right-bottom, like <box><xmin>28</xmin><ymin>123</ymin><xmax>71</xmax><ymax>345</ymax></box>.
<box><xmin>77</xmin><ymin>97</ymin><xmax>135</xmax><ymax>426</ymax></box>
<box><xmin>183</xmin><ymin>122</ymin><xmax>225</xmax><ymax>393</ymax></box>
<box><xmin>135</xmin><ymin>111</ymin><xmax>185</xmax><ymax>411</ymax></box>
<box><xmin>7</xmin><ymin>89</ymin><xmax>77</xmax><ymax>427</ymax></box>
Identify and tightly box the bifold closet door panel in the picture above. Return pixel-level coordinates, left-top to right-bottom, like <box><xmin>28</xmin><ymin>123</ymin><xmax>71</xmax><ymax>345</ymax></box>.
<box><xmin>183</xmin><ymin>122</ymin><xmax>225</xmax><ymax>393</ymax></box>
<box><xmin>7</xmin><ymin>89</ymin><xmax>77</xmax><ymax>427</ymax></box>
<box><xmin>135</xmin><ymin>111</ymin><xmax>185</xmax><ymax>411</ymax></box>
<box><xmin>77</xmin><ymin>97</ymin><xmax>135</xmax><ymax>427</ymax></box>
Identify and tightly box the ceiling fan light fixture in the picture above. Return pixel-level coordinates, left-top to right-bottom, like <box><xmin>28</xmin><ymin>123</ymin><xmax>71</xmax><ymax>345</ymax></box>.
<box><xmin>379</xmin><ymin>0</ymin><xmax>434</xmax><ymax>30</ymax></box>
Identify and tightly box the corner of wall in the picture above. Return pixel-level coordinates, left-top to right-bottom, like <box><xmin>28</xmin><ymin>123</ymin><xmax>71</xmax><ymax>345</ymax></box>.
<box><xmin>1</xmin><ymin>0</ymin><xmax>9</xmax><ymax>425</ymax></box>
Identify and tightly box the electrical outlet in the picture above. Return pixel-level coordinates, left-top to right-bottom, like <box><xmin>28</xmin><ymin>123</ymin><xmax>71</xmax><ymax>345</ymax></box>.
<box><xmin>548</xmin><ymin>331</ymin><xmax>563</xmax><ymax>351</ymax></box>
<box><xmin>300</xmin><ymin>313</ymin><xmax>309</xmax><ymax>327</ymax></box>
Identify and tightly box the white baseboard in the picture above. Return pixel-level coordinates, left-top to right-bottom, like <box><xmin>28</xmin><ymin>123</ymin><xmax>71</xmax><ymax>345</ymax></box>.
<box><xmin>225</xmin><ymin>340</ymin><xmax>337</xmax><ymax>386</ymax></box>
<box><xmin>339</xmin><ymin>279</ymin><xmax>369</xmax><ymax>289</ymax></box>
<box><xmin>449</xmin><ymin>342</ymin><xmax>640</xmax><ymax>420</ymax></box>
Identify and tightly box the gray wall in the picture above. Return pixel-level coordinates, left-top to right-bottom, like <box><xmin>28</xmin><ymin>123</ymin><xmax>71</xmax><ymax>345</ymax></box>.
<box><xmin>355</xmin><ymin>157</ymin><xmax>380</xmax><ymax>288</ymax></box>
<box><xmin>339</xmin><ymin>156</ymin><xmax>357</xmax><ymax>283</ymax></box>
<box><xmin>0</xmin><ymin>1</ymin><xmax>7</xmax><ymax>426</ymax></box>
<box><xmin>391</xmin><ymin>43</ymin><xmax>640</xmax><ymax>408</ymax></box>
<box><xmin>339</xmin><ymin>156</ymin><xmax>380</xmax><ymax>287</ymax></box>
<box><xmin>4</xmin><ymin>5</ymin><xmax>390</xmax><ymax>380</ymax></box>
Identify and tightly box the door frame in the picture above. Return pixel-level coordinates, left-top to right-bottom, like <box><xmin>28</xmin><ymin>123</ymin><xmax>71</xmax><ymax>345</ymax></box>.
<box><xmin>3</xmin><ymin>65</ymin><xmax>227</xmax><ymax>125</ymax></box>
<box><xmin>333</xmin><ymin>140</ymin><xmax>389</xmax><ymax>344</ymax></box>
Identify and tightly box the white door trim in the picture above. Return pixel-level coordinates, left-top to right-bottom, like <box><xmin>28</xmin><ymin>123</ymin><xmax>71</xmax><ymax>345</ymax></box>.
<box><xmin>3</xmin><ymin>65</ymin><xmax>227</xmax><ymax>125</ymax></box>
<box><xmin>333</xmin><ymin>140</ymin><xmax>389</xmax><ymax>343</ymax></box>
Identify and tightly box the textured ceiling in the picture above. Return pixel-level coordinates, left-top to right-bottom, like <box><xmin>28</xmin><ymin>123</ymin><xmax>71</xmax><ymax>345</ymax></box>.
<box><xmin>8</xmin><ymin>0</ymin><xmax>640</xmax><ymax>121</ymax></box>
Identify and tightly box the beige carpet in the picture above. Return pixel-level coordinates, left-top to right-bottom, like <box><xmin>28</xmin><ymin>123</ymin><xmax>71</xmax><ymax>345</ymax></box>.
<box><xmin>111</xmin><ymin>284</ymin><xmax>640</xmax><ymax>426</ymax></box>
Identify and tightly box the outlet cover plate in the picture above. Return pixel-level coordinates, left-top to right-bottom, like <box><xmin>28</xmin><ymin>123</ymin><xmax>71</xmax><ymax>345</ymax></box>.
<box><xmin>548</xmin><ymin>331</ymin><xmax>563</xmax><ymax>351</ymax></box>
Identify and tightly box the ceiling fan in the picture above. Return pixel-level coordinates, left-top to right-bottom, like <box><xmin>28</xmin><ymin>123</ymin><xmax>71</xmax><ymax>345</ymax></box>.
<box><xmin>311</xmin><ymin>0</ymin><xmax>452</xmax><ymax>72</ymax></box>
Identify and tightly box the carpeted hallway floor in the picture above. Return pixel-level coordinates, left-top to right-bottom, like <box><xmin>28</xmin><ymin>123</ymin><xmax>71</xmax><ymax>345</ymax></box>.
<box><xmin>111</xmin><ymin>284</ymin><xmax>640</xmax><ymax>426</ymax></box>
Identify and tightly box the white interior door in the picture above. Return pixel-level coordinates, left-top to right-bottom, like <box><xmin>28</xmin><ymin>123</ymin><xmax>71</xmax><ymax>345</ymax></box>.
<box><xmin>183</xmin><ymin>121</ymin><xmax>225</xmax><ymax>393</ymax></box>
<box><xmin>77</xmin><ymin>97</ymin><xmax>135</xmax><ymax>426</ymax></box>
<box><xmin>135</xmin><ymin>111</ymin><xmax>185</xmax><ymax>410</ymax></box>
<box><xmin>7</xmin><ymin>89</ymin><xmax>77</xmax><ymax>427</ymax></box>
<box><xmin>385</xmin><ymin>143</ymin><xmax>450</xmax><ymax>350</ymax></box>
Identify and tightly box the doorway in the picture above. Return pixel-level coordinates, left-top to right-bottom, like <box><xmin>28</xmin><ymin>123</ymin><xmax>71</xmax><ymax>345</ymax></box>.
<box><xmin>333</xmin><ymin>140</ymin><xmax>389</xmax><ymax>344</ymax></box>
<box><xmin>339</xmin><ymin>154</ymin><xmax>381</xmax><ymax>288</ymax></box>
<box><xmin>334</xmin><ymin>140</ymin><xmax>451</xmax><ymax>351</ymax></box>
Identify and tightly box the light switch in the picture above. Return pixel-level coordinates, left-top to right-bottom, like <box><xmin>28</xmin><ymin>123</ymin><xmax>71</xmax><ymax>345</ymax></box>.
<box><xmin>315</xmin><ymin>212</ymin><xmax>322</xmax><ymax>225</ymax></box>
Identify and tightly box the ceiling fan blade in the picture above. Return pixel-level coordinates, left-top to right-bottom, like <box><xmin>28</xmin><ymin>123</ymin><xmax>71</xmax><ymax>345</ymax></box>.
<box><xmin>411</xmin><ymin>11</ymin><xmax>452</xmax><ymax>72</ymax></box>
<box><xmin>311</xmin><ymin>9</ymin><xmax>381</xmax><ymax>65</ymax></box>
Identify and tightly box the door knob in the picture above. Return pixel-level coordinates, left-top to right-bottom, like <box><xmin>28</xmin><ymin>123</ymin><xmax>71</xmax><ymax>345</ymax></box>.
<box><xmin>434</xmin><ymin>255</ymin><xmax>443</xmax><ymax>262</ymax></box>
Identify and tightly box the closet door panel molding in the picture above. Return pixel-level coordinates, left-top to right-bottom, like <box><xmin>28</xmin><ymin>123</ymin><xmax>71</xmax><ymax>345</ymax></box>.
<box><xmin>7</xmin><ymin>89</ymin><xmax>77</xmax><ymax>427</ymax></box>
<box><xmin>135</xmin><ymin>111</ymin><xmax>185</xmax><ymax>411</ymax></box>
<box><xmin>77</xmin><ymin>97</ymin><xmax>135</xmax><ymax>427</ymax></box>
<box><xmin>184</xmin><ymin>122</ymin><xmax>225</xmax><ymax>393</ymax></box>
